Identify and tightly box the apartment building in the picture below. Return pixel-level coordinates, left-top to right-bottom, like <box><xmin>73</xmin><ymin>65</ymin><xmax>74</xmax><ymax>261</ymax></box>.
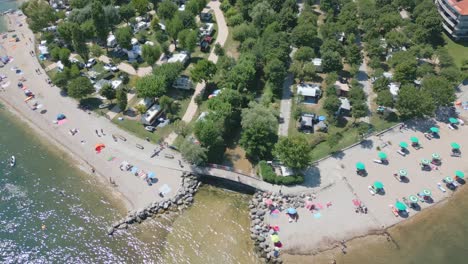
<box><xmin>436</xmin><ymin>0</ymin><xmax>468</xmax><ymax>39</ymax></box>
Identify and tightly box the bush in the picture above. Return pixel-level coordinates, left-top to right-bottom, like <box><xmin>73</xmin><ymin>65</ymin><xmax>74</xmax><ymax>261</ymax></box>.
<box><xmin>258</xmin><ymin>161</ymin><xmax>304</xmax><ymax>186</ymax></box>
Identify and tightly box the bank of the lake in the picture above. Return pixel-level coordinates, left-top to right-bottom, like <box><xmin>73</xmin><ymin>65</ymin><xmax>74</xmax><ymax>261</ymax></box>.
<box><xmin>0</xmin><ymin>107</ymin><xmax>259</xmax><ymax>263</ymax></box>
<box><xmin>0</xmin><ymin>0</ymin><xmax>19</xmax><ymax>31</ymax></box>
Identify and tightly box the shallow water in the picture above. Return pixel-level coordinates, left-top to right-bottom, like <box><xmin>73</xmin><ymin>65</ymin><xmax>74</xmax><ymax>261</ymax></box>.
<box><xmin>0</xmin><ymin>0</ymin><xmax>18</xmax><ymax>32</ymax></box>
<box><xmin>0</xmin><ymin>108</ymin><xmax>258</xmax><ymax>263</ymax></box>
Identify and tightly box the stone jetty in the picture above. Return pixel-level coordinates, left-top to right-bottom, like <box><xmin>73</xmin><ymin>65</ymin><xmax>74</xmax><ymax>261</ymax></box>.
<box><xmin>249</xmin><ymin>191</ymin><xmax>315</xmax><ymax>263</ymax></box>
<box><xmin>108</xmin><ymin>172</ymin><xmax>201</xmax><ymax>235</ymax></box>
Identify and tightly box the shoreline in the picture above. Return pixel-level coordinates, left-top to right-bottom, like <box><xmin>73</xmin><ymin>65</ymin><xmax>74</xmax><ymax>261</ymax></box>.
<box><xmin>0</xmin><ymin>12</ymin><xmax>188</xmax><ymax>211</ymax></box>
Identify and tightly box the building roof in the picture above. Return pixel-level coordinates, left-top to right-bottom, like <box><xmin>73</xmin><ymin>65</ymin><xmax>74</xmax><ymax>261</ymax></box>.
<box><xmin>297</xmin><ymin>83</ymin><xmax>321</xmax><ymax>97</ymax></box>
<box><xmin>339</xmin><ymin>97</ymin><xmax>351</xmax><ymax>110</ymax></box>
<box><xmin>312</xmin><ymin>58</ymin><xmax>322</xmax><ymax>66</ymax></box>
<box><xmin>142</xmin><ymin>104</ymin><xmax>162</xmax><ymax>124</ymax></box>
<box><xmin>447</xmin><ymin>0</ymin><xmax>468</xmax><ymax>15</ymax></box>
<box><xmin>300</xmin><ymin>114</ymin><xmax>314</xmax><ymax>127</ymax></box>
<box><xmin>280</xmin><ymin>166</ymin><xmax>293</xmax><ymax>177</ymax></box>
<box><xmin>168</xmin><ymin>53</ymin><xmax>189</xmax><ymax>64</ymax></box>
<box><xmin>334</xmin><ymin>81</ymin><xmax>350</xmax><ymax>92</ymax></box>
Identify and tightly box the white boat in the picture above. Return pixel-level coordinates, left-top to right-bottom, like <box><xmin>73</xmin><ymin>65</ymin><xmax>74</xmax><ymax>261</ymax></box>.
<box><xmin>9</xmin><ymin>155</ymin><xmax>15</xmax><ymax>167</ymax></box>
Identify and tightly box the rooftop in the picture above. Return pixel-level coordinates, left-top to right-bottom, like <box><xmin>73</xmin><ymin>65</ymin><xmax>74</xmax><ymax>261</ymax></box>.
<box><xmin>297</xmin><ymin>83</ymin><xmax>321</xmax><ymax>97</ymax></box>
<box><xmin>447</xmin><ymin>0</ymin><xmax>468</xmax><ymax>15</ymax></box>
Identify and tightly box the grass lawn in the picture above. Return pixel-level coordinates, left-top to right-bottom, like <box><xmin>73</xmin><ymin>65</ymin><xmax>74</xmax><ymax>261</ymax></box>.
<box><xmin>443</xmin><ymin>34</ymin><xmax>468</xmax><ymax>69</ymax></box>
<box><xmin>223</xmin><ymin>29</ymin><xmax>240</xmax><ymax>59</ymax></box>
<box><xmin>112</xmin><ymin>117</ymin><xmax>173</xmax><ymax>143</ymax></box>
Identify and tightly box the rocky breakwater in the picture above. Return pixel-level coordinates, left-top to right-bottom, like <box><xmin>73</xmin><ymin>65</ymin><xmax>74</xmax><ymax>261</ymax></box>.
<box><xmin>108</xmin><ymin>172</ymin><xmax>201</xmax><ymax>235</ymax></box>
<box><xmin>248</xmin><ymin>191</ymin><xmax>313</xmax><ymax>263</ymax></box>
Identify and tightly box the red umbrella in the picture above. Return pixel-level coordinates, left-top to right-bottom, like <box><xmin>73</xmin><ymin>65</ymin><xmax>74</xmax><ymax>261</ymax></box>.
<box><xmin>265</xmin><ymin>199</ymin><xmax>273</xmax><ymax>206</ymax></box>
<box><xmin>352</xmin><ymin>199</ymin><xmax>361</xmax><ymax>206</ymax></box>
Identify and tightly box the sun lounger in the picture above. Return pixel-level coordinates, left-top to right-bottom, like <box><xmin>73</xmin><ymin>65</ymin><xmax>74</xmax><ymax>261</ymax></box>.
<box><xmin>448</xmin><ymin>124</ymin><xmax>455</xmax><ymax>130</ymax></box>
<box><xmin>373</xmin><ymin>159</ymin><xmax>383</xmax><ymax>164</ymax></box>
<box><xmin>437</xmin><ymin>183</ymin><xmax>446</xmax><ymax>193</ymax></box>
<box><xmin>389</xmin><ymin>205</ymin><xmax>399</xmax><ymax>217</ymax></box>
<box><xmin>397</xmin><ymin>150</ymin><xmax>406</xmax><ymax>156</ymax></box>
<box><xmin>453</xmin><ymin>181</ymin><xmax>460</xmax><ymax>187</ymax></box>
<box><xmin>450</xmin><ymin>153</ymin><xmax>461</xmax><ymax>157</ymax></box>
<box><xmin>393</xmin><ymin>174</ymin><xmax>402</xmax><ymax>182</ymax></box>
<box><xmin>424</xmin><ymin>133</ymin><xmax>432</xmax><ymax>140</ymax></box>
<box><xmin>458</xmin><ymin>119</ymin><xmax>464</xmax><ymax>126</ymax></box>
<box><xmin>368</xmin><ymin>186</ymin><xmax>376</xmax><ymax>195</ymax></box>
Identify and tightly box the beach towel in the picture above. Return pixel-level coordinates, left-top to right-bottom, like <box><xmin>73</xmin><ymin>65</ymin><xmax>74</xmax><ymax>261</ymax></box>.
<box><xmin>316</xmin><ymin>203</ymin><xmax>324</xmax><ymax>209</ymax></box>
<box><xmin>57</xmin><ymin>119</ymin><xmax>67</xmax><ymax>125</ymax></box>
<box><xmin>313</xmin><ymin>213</ymin><xmax>322</xmax><ymax>219</ymax></box>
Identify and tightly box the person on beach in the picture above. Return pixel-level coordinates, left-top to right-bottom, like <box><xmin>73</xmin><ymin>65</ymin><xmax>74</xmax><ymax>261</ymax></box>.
<box><xmin>95</xmin><ymin>130</ymin><xmax>100</xmax><ymax>137</ymax></box>
<box><xmin>100</xmin><ymin>128</ymin><xmax>104</xmax><ymax>135</ymax></box>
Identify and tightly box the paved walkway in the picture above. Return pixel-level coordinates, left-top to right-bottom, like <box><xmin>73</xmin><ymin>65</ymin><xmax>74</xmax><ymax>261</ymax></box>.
<box><xmin>278</xmin><ymin>73</ymin><xmax>294</xmax><ymax>136</ymax></box>
<box><xmin>165</xmin><ymin>0</ymin><xmax>229</xmax><ymax>145</ymax></box>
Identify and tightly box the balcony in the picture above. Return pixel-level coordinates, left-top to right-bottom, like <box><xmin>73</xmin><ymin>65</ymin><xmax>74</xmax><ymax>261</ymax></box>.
<box><xmin>436</xmin><ymin>0</ymin><xmax>458</xmax><ymax>20</ymax></box>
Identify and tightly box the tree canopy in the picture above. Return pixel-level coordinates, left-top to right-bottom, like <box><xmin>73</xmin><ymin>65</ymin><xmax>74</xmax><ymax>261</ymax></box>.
<box><xmin>274</xmin><ymin>135</ymin><xmax>313</xmax><ymax>169</ymax></box>
<box><xmin>136</xmin><ymin>75</ymin><xmax>167</xmax><ymax>98</ymax></box>
<box><xmin>190</xmin><ymin>59</ymin><xmax>217</xmax><ymax>83</ymax></box>
<box><xmin>396</xmin><ymin>85</ymin><xmax>435</xmax><ymax>119</ymax></box>
<box><xmin>142</xmin><ymin>44</ymin><xmax>162</xmax><ymax>65</ymax></box>
<box><xmin>115</xmin><ymin>26</ymin><xmax>133</xmax><ymax>50</ymax></box>
<box><xmin>67</xmin><ymin>77</ymin><xmax>95</xmax><ymax>100</ymax></box>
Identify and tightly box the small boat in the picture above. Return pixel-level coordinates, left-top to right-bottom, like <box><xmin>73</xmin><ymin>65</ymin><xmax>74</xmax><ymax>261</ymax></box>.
<box><xmin>9</xmin><ymin>155</ymin><xmax>15</xmax><ymax>167</ymax></box>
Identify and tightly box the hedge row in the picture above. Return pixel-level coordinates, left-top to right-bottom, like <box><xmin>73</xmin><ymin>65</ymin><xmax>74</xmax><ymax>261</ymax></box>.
<box><xmin>258</xmin><ymin>161</ymin><xmax>304</xmax><ymax>186</ymax></box>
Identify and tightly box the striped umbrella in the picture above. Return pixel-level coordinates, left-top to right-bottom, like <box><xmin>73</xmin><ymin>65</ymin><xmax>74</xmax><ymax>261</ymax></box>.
<box><xmin>421</xmin><ymin>159</ymin><xmax>430</xmax><ymax>165</ymax></box>
<box><xmin>378</xmin><ymin>152</ymin><xmax>387</xmax><ymax>160</ymax></box>
<box><xmin>422</xmin><ymin>189</ymin><xmax>432</xmax><ymax>196</ymax></box>
<box><xmin>409</xmin><ymin>195</ymin><xmax>419</xmax><ymax>203</ymax></box>
<box><xmin>455</xmin><ymin>170</ymin><xmax>465</xmax><ymax>179</ymax></box>
<box><xmin>410</xmin><ymin>136</ymin><xmax>419</xmax><ymax>143</ymax></box>
<box><xmin>432</xmin><ymin>153</ymin><xmax>440</xmax><ymax>160</ymax></box>
<box><xmin>399</xmin><ymin>169</ymin><xmax>408</xmax><ymax>177</ymax></box>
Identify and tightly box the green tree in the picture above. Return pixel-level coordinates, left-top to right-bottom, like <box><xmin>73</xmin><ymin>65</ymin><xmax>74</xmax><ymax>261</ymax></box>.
<box><xmin>57</xmin><ymin>21</ymin><xmax>76</xmax><ymax>44</ymax></box>
<box><xmin>158</xmin><ymin>0</ymin><xmax>178</xmax><ymax>20</ymax></box>
<box><xmin>293</xmin><ymin>46</ymin><xmax>315</xmax><ymax>61</ymax></box>
<box><xmin>214</xmin><ymin>43</ymin><xmax>225</xmax><ymax>56</ymax></box>
<box><xmin>345</xmin><ymin>44</ymin><xmax>362</xmax><ymax>66</ymax></box>
<box><xmin>194</xmin><ymin>117</ymin><xmax>225</xmax><ymax>161</ymax></box>
<box><xmin>322</xmin><ymin>51</ymin><xmax>343</xmax><ymax>73</ymax></box>
<box><xmin>21</xmin><ymin>0</ymin><xmax>56</xmax><ymax>32</ymax></box>
<box><xmin>396</xmin><ymin>85</ymin><xmax>435</xmax><ymax>119</ymax></box>
<box><xmin>323</xmin><ymin>95</ymin><xmax>341</xmax><ymax>117</ymax></box>
<box><xmin>421</xmin><ymin>76</ymin><xmax>455</xmax><ymax>107</ymax></box>
<box><xmin>291</xmin><ymin>23</ymin><xmax>319</xmax><ymax>48</ymax></box>
<box><xmin>351</xmin><ymin>101</ymin><xmax>368</xmax><ymax>119</ymax></box>
<box><xmin>116</xmin><ymin>87</ymin><xmax>128</xmax><ymax>112</ymax></box>
<box><xmin>134</xmin><ymin>104</ymin><xmax>147</xmax><ymax>115</ymax></box>
<box><xmin>173</xmin><ymin>120</ymin><xmax>190</xmax><ymax>137</ymax></box>
<box><xmin>440</xmin><ymin>67</ymin><xmax>462</xmax><ymax>85</ymax></box>
<box><xmin>131</xmin><ymin>0</ymin><xmax>149</xmax><ymax>14</ymax></box>
<box><xmin>136</xmin><ymin>75</ymin><xmax>167</xmax><ymax>98</ymax></box>
<box><xmin>80</xmin><ymin>19</ymin><xmax>96</xmax><ymax>39</ymax></box>
<box><xmin>119</xmin><ymin>4</ymin><xmax>136</xmax><ymax>23</ymax></box>
<box><xmin>115</xmin><ymin>26</ymin><xmax>133</xmax><ymax>50</ymax></box>
<box><xmin>68</xmin><ymin>77</ymin><xmax>95</xmax><ymax>100</ymax></box>
<box><xmin>273</xmin><ymin>135</ymin><xmax>313</xmax><ymax>169</ymax></box>
<box><xmin>190</xmin><ymin>59</ymin><xmax>217</xmax><ymax>83</ymax></box>
<box><xmin>376</xmin><ymin>90</ymin><xmax>394</xmax><ymax>107</ymax></box>
<box><xmin>180</xmin><ymin>139</ymin><xmax>208</xmax><ymax>165</ymax></box>
<box><xmin>250</xmin><ymin>1</ymin><xmax>275</xmax><ymax>30</ymax></box>
<box><xmin>394</xmin><ymin>60</ymin><xmax>417</xmax><ymax>83</ymax></box>
<box><xmin>71</xmin><ymin>24</ymin><xmax>88</xmax><ymax>60</ymax></box>
<box><xmin>100</xmin><ymin>83</ymin><xmax>116</xmax><ymax>102</ymax></box>
<box><xmin>166</xmin><ymin>15</ymin><xmax>184</xmax><ymax>44</ymax></box>
<box><xmin>59</xmin><ymin>48</ymin><xmax>71</xmax><ymax>65</ymax></box>
<box><xmin>91</xmin><ymin>0</ymin><xmax>109</xmax><ymax>41</ymax></box>
<box><xmin>265</xmin><ymin>58</ymin><xmax>287</xmax><ymax>87</ymax></box>
<box><xmin>142</xmin><ymin>44</ymin><xmax>162</xmax><ymax>65</ymax></box>
<box><xmin>240</xmin><ymin>103</ymin><xmax>278</xmax><ymax>160</ymax></box>
<box><xmin>178</xmin><ymin>29</ymin><xmax>199</xmax><ymax>52</ymax></box>
<box><xmin>89</xmin><ymin>44</ymin><xmax>103</xmax><ymax>57</ymax></box>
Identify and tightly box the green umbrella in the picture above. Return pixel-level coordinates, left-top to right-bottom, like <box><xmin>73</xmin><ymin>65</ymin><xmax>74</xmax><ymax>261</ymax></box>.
<box><xmin>421</xmin><ymin>159</ymin><xmax>430</xmax><ymax>165</ymax></box>
<box><xmin>422</xmin><ymin>189</ymin><xmax>432</xmax><ymax>196</ymax></box>
<box><xmin>449</xmin><ymin>117</ymin><xmax>458</xmax><ymax>124</ymax></box>
<box><xmin>409</xmin><ymin>195</ymin><xmax>419</xmax><ymax>203</ymax></box>
<box><xmin>378</xmin><ymin>152</ymin><xmax>387</xmax><ymax>160</ymax></box>
<box><xmin>399</xmin><ymin>141</ymin><xmax>409</xmax><ymax>148</ymax></box>
<box><xmin>432</xmin><ymin>153</ymin><xmax>440</xmax><ymax>160</ymax></box>
<box><xmin>356</xmin><ymin>162</ymin><xmax>365</xmax><ymax>170</ymax></box>
<box><xmin>451</xmin><ymin>142</ymin><xmax>460</xmax><ymax>149</ymax></box>
<box><xmin>445</xmin><ymin>176</ymin><xmax>454</xmax><ymax>183</ymax></box>
<box><xmin>430</xmin><ymin>127</ymin><xmax>439</xmax><ymax>133</ymax></box>
<box><xmin>399</xmin><ymin>169</ymin><xmax>408</xmax><ymax>177</ymax></box>
<box><xmin>410</xmin><ymin>136</ymin><xmax>419</xmax><ymax>143</ymax></box>
<box><xmin>455</xmin><ymin>170</ymin><xmax>465</xmax><ymax>178</ymax></box>
<box><xmin>271</xmin><ymin>234</ymin><xmax>280</xmax><ymax>243</ymax></box>
<box><xmin>374</xmin><ymin>181</ymin><xmax>384</xmax><ymax>189</ymax></box>
<box><xmin>395</xmin><ymin>201</ymin><xmax>407</xmax><ymax>211</ymax></box>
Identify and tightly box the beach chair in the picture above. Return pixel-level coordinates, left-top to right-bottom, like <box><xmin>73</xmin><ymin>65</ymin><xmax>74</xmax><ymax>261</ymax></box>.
<box><xmin>447</xmin><ymin>124</ymin><xmax>455</xmax><ymax>130</ymax></box>
<box><xmin>424</xmin><ymin>133</ymin><xmax>432</xmax><ymax>140</ymax></box>
<box><xmin>437</xmin><ymin>183</ymin><xmax>446</xmax><ymax>193</ymax></box>
<box><xmin>393</xmin><ymin>174</ymin><xmax>402</xmax><ymax>182</ymax></box>
<box><xmin>368</xmin><ymin>186</ymin><xmax>376</xmax><ymax>195</ymax></box>
<box><xmin>373</xmin><ymin>159</ymin><xmax>383</xmax><ymax>164</ymax></box>
<box><xmin>397</xmin><ymin>150</ymin><xmax>406</xmax><ymax>156</ymax></box>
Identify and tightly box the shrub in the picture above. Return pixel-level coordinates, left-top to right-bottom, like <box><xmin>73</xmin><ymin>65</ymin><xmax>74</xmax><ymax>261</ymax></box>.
<box><xmin>258</xmin><ymin>161</ymin><xmax>304</xmax><ymax>186</ymax></box>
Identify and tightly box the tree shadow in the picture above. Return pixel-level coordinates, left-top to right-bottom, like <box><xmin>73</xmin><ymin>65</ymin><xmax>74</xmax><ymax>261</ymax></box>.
<box><xmin>79</xmin><ymin>97</ymin><xmax>103</xmax><ymax>111</ymax></box>
<box><xmin>405</xmin><ymin>119</ymin><xmax>438</xmax><ymax>133</ymax></box>
<box><xmin>124</xmin><ymin>109</ymin><xmax>137</xmax><ymax>118</ymax></box>
<box><xmin>360</xmin><ymin>139</ymin><xmax>373</xmax><ymax>149</ymax></box>
<box><xmin>300</xmin><ymin>166</ymin><xmax>322</xmax><ymax>188</ymax></box>
<box><xmin>331</xmin><ymin>150</ymin><xmax>346</xmax><ymax>160</ymax></box>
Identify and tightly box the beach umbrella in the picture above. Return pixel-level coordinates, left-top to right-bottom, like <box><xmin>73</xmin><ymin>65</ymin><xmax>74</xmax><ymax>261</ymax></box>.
<box><xmin>147</xmin><ymin>172</ymin><xmax>156</xmax><ymax>179</ymax></box>
<box><xmin>356</xmin><ymin>162</ymin><xmax>365</xmax><ymax>170</ymax></box>
<box><xmin>395</xmin><ymin>201</ymin><xmax>407</xmax><ymax>211</ymax></box>
<box><xmin>95</xmin><ymin>143</ymin><xmax>105</xmax><ymax>152</ymax></box>
<box><xmin>410</xmin><ymin>136</ymin><xmax>419</xmax><ymax>143</ymax></box>
<box><xmin>265</xmin><ymin>199</ymin><xmax>273</xmax><ymax>206</ymax></box>
<box><xmin>455</xmin><ymin>170</ymin><xmax>465</xmax><ymax>179</ymax></box>
<box><xmin>287</xmin><ymin>208</ymin><xmax>297</xmax><ymax>215</ymax></box>
<box><xmin>399</xmin><ymin>169</ymin><xmax>408</xmax><ymax>177</ymax></box>
<box><xmin>318</xmin><ymin>116</ymin><xmax>326</xmax><ymax>121</ymax></box>
<box><xmin>131</xmin><ymin>167</ymin><xmax>139</xmax><ymax>174</ymax></box>
<box><xmin>409</xmin><ymin>195</ymin><xmax>419</xmax><ymax>203</ymax></box>
<box><xmin>399</xmin><ymin>142</ymin><xmax>408</xmax><ymax>148</ymax></box>
<box><xmin>271</xmin><ymin>234</ymin><xmax>280</xmax><ymax>243</ymax></box>
<box><xmin>445</xmin><ymin>176</ymin><xmax>454</xmax><ymax>183</ymax></box>
<box><xmin>374</xmin><ymin>181</ymin><xmax>384</xmax><ymax>189</ymax></box>
<box><xmin>422</xmin><ymin>189</ymin><xmax>432</xmax><ymax>196</ymax></box>
<box><xmin>432</xmin><ymin>153</ymin><xmax>440</xmax><ymax>160</ymax></box>
<box><xmin>451</xmin><ymin>142</ymin><xmax>460</xmax><ymax>150</ymax></box>
<box><xmin>352</xmin><ymin>199</ymin><xmax>361</xmax><ymax>206</ymax></box>
<box><xmin>421</xmin><ymin>159</ymin><xmax>430</xmax><ymax>165</ymax></box>
<box><xmin>430</xmin><ymin>127</ymin><xmax>439</xmax><ymax>133</ymax></box>
<box><xmin>449</xmin><ymin>117</ymin><xmax>458</xmax><ymax>124</ymax></box>
<box><xmin>378</xmin><ymin>152</ymin><xmax>387</xmax><ymax>160</ymax></box>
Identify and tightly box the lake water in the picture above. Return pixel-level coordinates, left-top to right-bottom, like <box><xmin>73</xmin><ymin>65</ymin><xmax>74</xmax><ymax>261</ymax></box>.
<box><xmin>0</xmin><ymin>108</ymin><xmax>258</xmax><ymax>263</ymax></box>
<box><xmin>0</xmin><ymin>0</ymin><xmax>19</xmax><ymax>32</ymax></box>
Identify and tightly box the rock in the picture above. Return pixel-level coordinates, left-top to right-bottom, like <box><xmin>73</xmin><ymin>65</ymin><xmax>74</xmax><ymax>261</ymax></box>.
<box><xmin>176</xmin><ymin>199</ymin><xmax>183</xmax><ymax>205</ymax></box>
<box><xmin>113</xmin><ymin>221</ymin><xmax>123</xmax><ymax>228</ymax></box>
<box><xmin>125</xmin><ymin>216</ymin><xmax>136</xmax><ymax>224</ymax></box>
<box><xmin>163</xmin><ymin>202</ymin><xmax>169</xmax><ymax>209</ymax></box>
<box><xmin>257</xmin><ymin>236</ymin><xmax>265</xmax><ymax>242</ymax></box>
<box><xmin>253</xmin><ymin>218</ymin><xmax>261</xmax><ymax>225</ymax></box>
<box><xmin>250</xmin><ymin>234</ymin><xmax>258</xmax><ymax>240</ymax></box>
<box><xmin>135</xmin><ymin>216</ymin><xmax>142</xmax><ymax>223</ymax></box>
<box><xmin>107</xmin><ymin>227</ymin><xmax>115</xmax><ymax>235</ymax></box>
<box><xmin>185</xmin><ymin>196</ymin><xmax>194</xmax><ymax>203</ymax></box>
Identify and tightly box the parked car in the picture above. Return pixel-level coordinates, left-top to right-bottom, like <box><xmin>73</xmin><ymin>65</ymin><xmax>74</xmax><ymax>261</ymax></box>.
<box><xmin>86</xmin><ymin>58</ymin><xmax>97</xmax><ymax>68</ymax></box>
<box><xmin>98</xmin><ymin>103</ymin><xmax>109</xmax><ymax>109</ymax></box>
<box><xmin>144</xmin><ymin>126</ymin><xmax>156</xmax><ymax>132</ymax></box>
<box><xmin>200</xmin><ymin>12</ymin><xmax>212</xmax><ymax>22</ymax></box>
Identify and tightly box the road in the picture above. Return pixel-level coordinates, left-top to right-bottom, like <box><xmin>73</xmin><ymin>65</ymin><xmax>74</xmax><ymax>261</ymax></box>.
<box><xmin>356</xmin><ymin>34</ymin><xmax>373</xmax><ymax>123</ymax></box>
<box><xmin>278</xmin><ymin>73</ymin><xmax>294</xmax><ymax>136</ymax></box>
<box><xmin>165</xmin><ymin>0</ymin><xmax>228</xmax><ymax>144</ymax></box>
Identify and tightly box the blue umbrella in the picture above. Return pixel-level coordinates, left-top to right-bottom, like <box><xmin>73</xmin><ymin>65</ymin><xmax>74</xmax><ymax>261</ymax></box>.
<box><xmin>131</xmin><ymin>167</ymin><xmax>139</xmax><ymax>174</ymax></box>
<box><xmin>318</xmin><ymin>116</ymin><xmax>326</xmax><ymax>121</ymax></box>
<box><xmin>287</xmin><ymin>208</ymin><xmax>297</xmax><ymax>214</ymax></box>
<box><xmin>147</xmin><ymin>172</ymin><xmax>156</xmax><ymax>179</ymax></box>
<box><xmin>57</xmin><ymin>113</ymin><xmax>66</xmax><ymax>120</ymax></box>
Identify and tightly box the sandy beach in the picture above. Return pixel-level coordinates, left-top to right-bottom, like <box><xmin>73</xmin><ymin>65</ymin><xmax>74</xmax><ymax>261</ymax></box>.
<box><xmin>263</xmin><ymin>96</ymin><xmax>468</xmax><ymax>255</ymax></box>
<box><xmin>0</xmin><ymin>12</ymin><xmax>190</xmax><ymax>211</ymax></box>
